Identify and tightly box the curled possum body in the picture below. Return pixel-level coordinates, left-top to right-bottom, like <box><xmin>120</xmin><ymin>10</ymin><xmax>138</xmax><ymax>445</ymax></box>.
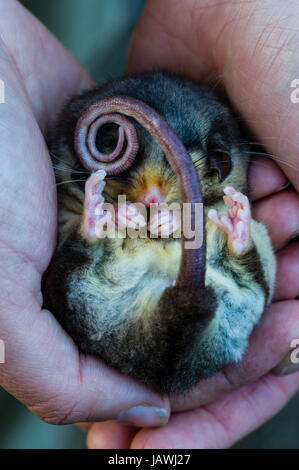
<box><xmin>43</xmin><ymin>72</ymin><xmax>276</xmax><ymax>394</ymax></box>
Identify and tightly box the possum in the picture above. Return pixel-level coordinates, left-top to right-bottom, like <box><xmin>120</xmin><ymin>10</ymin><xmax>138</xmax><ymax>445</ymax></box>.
<box><xmin>43</xmin><ymin>71</ymin><xmax>276</xmax><ymax>394</ymax></box>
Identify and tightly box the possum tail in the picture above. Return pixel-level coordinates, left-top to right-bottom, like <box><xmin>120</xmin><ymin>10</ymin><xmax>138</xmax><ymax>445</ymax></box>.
<box><xmin>49</xmin><ymin>94</ymin><xmax>217</xmax><ymax>394</ymax></box>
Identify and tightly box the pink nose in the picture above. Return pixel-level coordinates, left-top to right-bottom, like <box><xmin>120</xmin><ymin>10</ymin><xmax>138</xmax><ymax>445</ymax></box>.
<box><xmin>139</xmin><ymin>186</ymin><xmax>165</xmax><ymax>207</ymax></box>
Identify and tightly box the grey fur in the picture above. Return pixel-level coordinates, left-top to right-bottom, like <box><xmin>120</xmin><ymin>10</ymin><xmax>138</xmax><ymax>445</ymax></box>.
<box><xmin>43</xmin><ymin>72</ymin><xmax>276</xmax><ymax>394</ymax></box>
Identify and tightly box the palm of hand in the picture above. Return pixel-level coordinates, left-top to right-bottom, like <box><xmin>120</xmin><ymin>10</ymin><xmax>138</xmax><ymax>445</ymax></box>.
<box><xmin>0</xmin><ymin>0</ymin><xmax>298</xmax><ymax>450</ymax></box>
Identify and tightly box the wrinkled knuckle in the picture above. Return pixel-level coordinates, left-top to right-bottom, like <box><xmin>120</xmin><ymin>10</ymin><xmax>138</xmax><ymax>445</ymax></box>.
<box><xmin>30</xmin><ymin>398</ymin><xmax>80</xmax><ymax>426</ymax></box>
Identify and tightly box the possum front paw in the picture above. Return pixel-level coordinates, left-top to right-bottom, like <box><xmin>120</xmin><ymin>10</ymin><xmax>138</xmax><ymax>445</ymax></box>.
<box><xmin>208</xmin><ymin>186</ymin><xmax>251</xmax><ymax>255</ymax></box>
<box><xmin>80</xmin><ymin>170</ymin><xmax>114</xmax><ymax>242</ymax></box>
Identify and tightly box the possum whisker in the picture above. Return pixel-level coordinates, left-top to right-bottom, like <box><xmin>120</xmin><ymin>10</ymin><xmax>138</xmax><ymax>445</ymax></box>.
<box><xmin>50</xmin><ymin>152</ymin><xmax>74</xmax><ymax>167</ymax></box>
<box><xmin>243</xmin><ymin>151</ymin><xmax>299</xmax><ymax>171</ymax></box>
<box><xmin>213</xmin><ymin>158</ymin><xmax>272</xmax><ymax>170</ymax></box>
<box><xmin>216</xmin><ymin>156</ymin><xmax>294</xmax><ymax>171</ymax></box>
<box><xmin>53</xmin><ymin>166</ymin><xmax>89</xmax><ymax>175</ymax></box>
<box><xmin>56</xmin><ymin>179</ymin><xmax>86</xmax><ymax>187</ymax></box>
<box><xmin>70</xmin><ymin>168</ymin><xmax>90</xmax><ymax>175</ymax></box>
<box><xmin>240</xmin><ymin>141</ymin><xmax>264</xmax><ymax>147</ymax></box>
<box><xmin>52</xmin><ymin>164</ymin><xmax>73</xmax><ymax>173</ymax></box>
<box><xmin>239</xmin><ymin>140</ymin><xmax>282</xmax><ymax>147</ymax></box>
<box><xmin>50</xmin><ymin>153</ymin><xmax>90</xmax><ymax>173</ymax></box>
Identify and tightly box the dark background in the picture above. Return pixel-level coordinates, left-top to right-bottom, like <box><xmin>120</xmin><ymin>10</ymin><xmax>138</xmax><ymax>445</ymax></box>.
<box><xmin>0</xmin><ymin>0</ymin><xmax>297</xmax><ymax>449</ymax></box>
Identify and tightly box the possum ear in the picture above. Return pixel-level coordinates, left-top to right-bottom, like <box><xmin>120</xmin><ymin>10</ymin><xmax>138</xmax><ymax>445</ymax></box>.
<box><xmin>208</xmin><ymin>135</ymin><xmax>232</xmax><ymax>183</ymax></box>
<box><xmin>209</xmin><ymin>149</ymin><xmax>232</xmax><ymax>183</ymax></box>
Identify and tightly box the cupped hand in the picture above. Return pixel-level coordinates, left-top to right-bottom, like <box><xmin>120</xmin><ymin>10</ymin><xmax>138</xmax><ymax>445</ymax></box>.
<box><xmin>0</xmin><ymin>0</ymin><xmax>170</xmax><ymax>428</ymax></box>
<box><xmin>87</xmin><ymin>0</ymin><xmax>299</xmax><ymax>448</ymax></box>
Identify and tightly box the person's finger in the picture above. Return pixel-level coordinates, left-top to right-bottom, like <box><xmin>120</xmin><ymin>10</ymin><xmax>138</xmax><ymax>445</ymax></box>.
<box><xmin>127</xmin><ymin>0</ymin><xmax>215</xmax><ymax>78</ymax></box>
<box><xmin>252</xmin><ymin>189</ymin><xmax>299</xmax><ymax>250</ymax></box>
<box><xmin>248</xmin><ymin>157</ymin><xmax>289</xmax><ymax>202</ymax></box>
<box><xmin>0</xmin><ymin>0</ymin><xmax>94</xmax><ymax>129</ymax></box>
<box><xmin>169</xmin><ymin>300</ymin><xmax>299</xmax><ymax>412</ymax></box>
<box><xmin>87</xmin><ymin>421</ymin><xmax>138</xmax><ymax>449</ymax></box>
<box><xmin>128</xmin><ymin>0</ymin><xmax>299</xmax><ymax>191</ymax></box>
<box><xmin>274</xmin><ymin>242</ymin><xmax>299</xmax><ymax>301</ymax></box>
<box><xmin>130</xmin><ymin>372</ymin><xmax>299</xmax><ymax>449</ymax></box>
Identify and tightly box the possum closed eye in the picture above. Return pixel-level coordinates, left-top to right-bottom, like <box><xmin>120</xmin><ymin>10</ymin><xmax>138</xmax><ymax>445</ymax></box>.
<box><xmin>43</xmin><ymin>72</ymin><xmax>276</xmax><ymax>394</ymax></box>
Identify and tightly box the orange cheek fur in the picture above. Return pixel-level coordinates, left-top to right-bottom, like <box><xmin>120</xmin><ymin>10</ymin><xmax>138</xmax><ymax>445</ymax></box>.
<box><xmin>106</xmin><ymin>167</ymin><xmax>175</xmax><ymax>205</ymax></box>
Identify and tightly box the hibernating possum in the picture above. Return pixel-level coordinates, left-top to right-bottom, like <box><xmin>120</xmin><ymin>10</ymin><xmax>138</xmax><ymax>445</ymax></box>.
<box><xmin>43</xmin><ymin>72</ymin><xmax>276</xmax><ymax>394</ymax></box>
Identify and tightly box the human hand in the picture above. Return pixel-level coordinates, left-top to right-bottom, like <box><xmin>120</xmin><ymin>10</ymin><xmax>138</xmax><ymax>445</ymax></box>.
<box><xmin>87</xmin><ymin>0</ymin><xmax>299</xmax><ymax>448</ymax></box>
<box><xmin>0</xmin><ymin>0</ymin><xmax>170</xmax><ymax>428</ymax></box>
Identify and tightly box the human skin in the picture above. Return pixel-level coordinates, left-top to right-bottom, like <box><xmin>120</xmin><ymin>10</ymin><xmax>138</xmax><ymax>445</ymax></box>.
<box><xmin>86</xmin><ymin>0</ymin><xmax>299</xmax><ymax>448</ymax></box>
<box><xmin>0</xmin><ymin>0</ymin><xmax>297</xmax><ymax>448</ymax></box>
<box><xmin>0</xmin><ymin>0</ymin><xmax>170</xmax><ymax>428</ymax></box>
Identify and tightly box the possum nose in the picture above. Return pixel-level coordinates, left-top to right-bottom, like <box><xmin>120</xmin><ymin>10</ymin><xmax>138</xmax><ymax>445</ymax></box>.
<box><xmin>139</xmin><ymin>186</ymin><xmax>166</xmax><ymax>207</ymax></box>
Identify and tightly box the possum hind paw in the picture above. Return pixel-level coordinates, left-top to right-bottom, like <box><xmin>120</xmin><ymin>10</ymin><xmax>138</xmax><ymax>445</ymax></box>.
<box><xmin>80</xmin><ymin>170</ymin><xmax>113</xmax><ymax>242</ymax></box>
<box><xmin>208</xmin><ymin>186</ymin><xmax>251</xmax><ymax>255</ymax></box>
<box><xmin>114</xmin><ymin>202</ymin><xmax>146</xmax><ymax>230</ymax></box>
<box><xmin>148</xmin><ymin>207</ymin><xmax>181</xmax><ymax>238</ymax></box>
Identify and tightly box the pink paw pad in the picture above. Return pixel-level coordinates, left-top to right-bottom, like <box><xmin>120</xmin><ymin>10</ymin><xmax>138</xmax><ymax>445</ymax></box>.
<box><xmin>208</xmin><ymin>186</ymin><xmax>251</xmax><ymax>255</ymax></box>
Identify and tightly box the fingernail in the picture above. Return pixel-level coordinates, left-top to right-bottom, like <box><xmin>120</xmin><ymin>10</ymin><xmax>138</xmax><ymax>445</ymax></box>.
<box><xmin>272</xmin><ymin>351</ymin><xmax>299</xmax><ymax>377</ymax></box>
<box><xmin>116</xmin><ymin>405</ymin><xmax>169</xmax><ymax>427</ymax></box>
